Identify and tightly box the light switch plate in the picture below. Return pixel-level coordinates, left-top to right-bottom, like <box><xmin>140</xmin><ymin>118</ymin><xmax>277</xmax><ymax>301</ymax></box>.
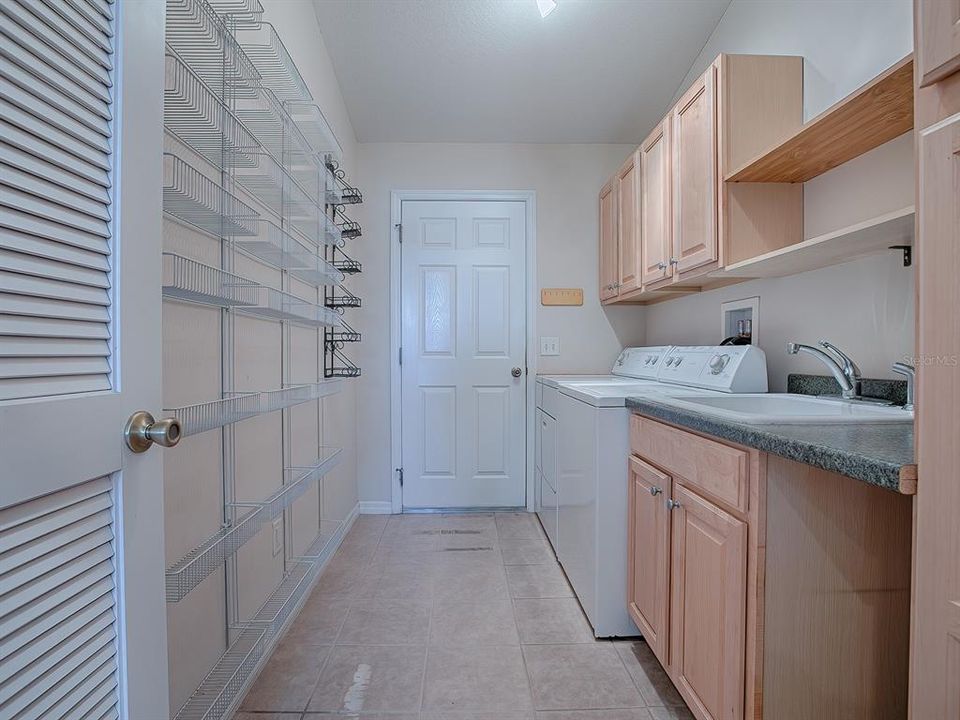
<box><xmin>272</xmin><ymin>517</ymin><xmax>283</xmax><ymax>557</ymax></box>
<box><xmin>540</xmin><ymin>336</ymin><xmax>560</xmax><ymax>356</ymax></box>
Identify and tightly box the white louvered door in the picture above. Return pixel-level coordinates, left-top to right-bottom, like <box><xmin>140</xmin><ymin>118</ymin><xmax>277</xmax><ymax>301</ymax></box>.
<box><xmin>0</xmin><ymin>1</ymin><xmax>170</xmax><ymax>718</ymax></box>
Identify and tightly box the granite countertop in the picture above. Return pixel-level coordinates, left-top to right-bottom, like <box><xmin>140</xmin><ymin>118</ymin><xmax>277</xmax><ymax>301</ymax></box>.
<box><xmin>625</xmin><ymin>396</ymin><xmax>917</xmax><ymax>494</ymax></box>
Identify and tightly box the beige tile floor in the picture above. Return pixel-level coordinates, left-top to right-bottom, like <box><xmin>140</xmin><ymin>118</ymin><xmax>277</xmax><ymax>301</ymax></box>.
<box><xmin>235</xmin><ymin>512</ymin><xmax>694</xmax><ymax>720</ymax></box>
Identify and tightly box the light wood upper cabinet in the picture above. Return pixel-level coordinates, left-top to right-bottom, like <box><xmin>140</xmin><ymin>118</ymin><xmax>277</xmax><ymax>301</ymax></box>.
<box><xmin>917</xmin><ymin>0</ymin><xmax>960</xmax><ymax>86</ymax></box>
<box><xmin>671</xmin><ymin>64</ymin><xmax>719</xmax><ymax>276</ymax></box>
<box><xmin>617</xmin><ymin>151</ymin><xmax>641</xmax><ymax>295</ymax></box>
<box><xmin>599</xmin><ymin>176</ymin><xmax>619</xmax><ymax>302</ymax></box>
<box><xmin>627</xmin><ymin>455</ymin><xmax>671</xmax><ymax>665</ymax></box>
<box><xmin>669</xmin><ymin>482</ymin><xmax>747</xmax><ymax>720</ymax></box>
<box><xmin>640</xmin><ymin>116</ymin><xmax>672</xmax><ymax>286</ymax></box>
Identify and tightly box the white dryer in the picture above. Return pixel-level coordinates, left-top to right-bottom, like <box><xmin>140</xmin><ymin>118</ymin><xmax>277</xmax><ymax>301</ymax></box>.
<box><xmin>550</xmin><ymin>345</ymin><xmax>768</xmax><ymax>638</ymax></box>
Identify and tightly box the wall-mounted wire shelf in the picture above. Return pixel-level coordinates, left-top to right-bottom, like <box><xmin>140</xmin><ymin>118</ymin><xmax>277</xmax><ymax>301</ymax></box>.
<box><xmin>164</xmin><ymin>52</ymin><xmax>258</xmax><ymax>169</ymax></box>
<box><xmin>235</xmin><ymin>221</ymin><xmax>343</xmax><ymax>287</ymax></box>
<box><xmin>164</xmin><ymin>154</ymin><xmax>260</xmax><ymax>236</ymax></box>
<box><xmin>234</xmin><ymin>149</ymin><xmax>319</xmax><ymax>219</ymax></box>
<box><xmin>233</xmin><ymin>85</ymin><xmax>312</xmax><ymax>163</ymax></box>
<box><xmin>167</xmin><ymin>393</ymin><xmax>262</xmax><ymax>437</ymax></box>
<box><xmin>287</xmin><ymin>201</ymin><xmax>341</xmax><ymax>247</ymax></box>
<box><xmin>285</xmin><ymin>100</ymin><xmax>342</xmax><ymax>159</ymax></box>
<box><xmin>339</xmin><ymin>184</ymin><xmax>362</xmax><ymax>205</ymax></box>
<box><xmin>325</xmin><ymin>347</ymin><xmax>360</xmax><ymax>378</ymax></box>
<box><xmin>239</xmin><ymin>286</ymin><xmax>340</xmax><ymax>327</ymax></box>
<box><xmin>205</xmin><ymin>0</ymin><xmax>263</xmax><ymax>26</ymax></box>
<box><xmin>167</xmin><ymin>381</ymin><xmax>340</xmax><ymax>438</ymax></box>
<box><xmin>327</xmin><ymin>319</ymin><xmax>361</xmax><ymax>346</ymax></box>
<box><xmin>166</xmin><ymin>0</ymin><xmax>258</xmax><ymax>98</ymax></box>
<box><xmin>330</xmin><ymin>246</ymin><xmax>362</xmax><ymax>274</ymax></box>
<box><xmin>163</xmin><ymin>253</ymin><xmax>261</xmax><ymax>307</ymax></box>
<box><xmin>233</xmin><ymin>23</ymin><xmax>310</xmax><ymax>102</ymax></box>
<box><xmin>338</xmin><ymin>219</ymin><xmax>361</xmax><ymax>240</ymax></box>
<box><xmin>325</xmin><ymin>166</ymin><xmax>342</xmax><ymax>205</ymax></box>
<box><xmin>324</xmin><ymin>287</ymin><xmax>362</xmax><ymax>311</ymax></box>
<box><xmin>167</xmin><ymin>446</ymin><xmax>341</xmax><ymax>603</ymax></box>
<box><xmin>232</xmin><ymin>448</ymin><xmax>342</xmax><ymax>523</ymax></box>
<box><xmin>166</xmin><ymin>507</ymin><xmax>264</xmax><ymax>602</ymax></box>
<box><xmin>173</xmin><ymin>627</ymin><xmax>266</xmax><ymax>720</ymax></box>
<box><xmin>235</xmin><ymin>560</ymin><xmax>313</xmax><ymax>636</ymax></box>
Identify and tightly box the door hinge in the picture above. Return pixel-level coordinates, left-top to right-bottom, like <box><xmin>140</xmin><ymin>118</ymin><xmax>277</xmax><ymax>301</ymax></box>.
<box><xmin>396</xmin><ymin>467</ymin><xmax>404</xmax><ymax>486</ymax></box>
<box><xmin>399</xmin><ymin>346</ymin><xmax>403</xmax><ymax>365</ymax></box>
<box><xmin>395</xmin><ymin>222</ymin><xmax>402</xmax><ymax>243</ymax></box>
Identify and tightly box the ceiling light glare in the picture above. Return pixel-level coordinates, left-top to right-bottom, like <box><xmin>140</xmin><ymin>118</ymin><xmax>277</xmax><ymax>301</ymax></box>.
<box><xmin>537</xmin><ymin>0</ymin><xmax>557</xmax><ymax>18</ymax></box>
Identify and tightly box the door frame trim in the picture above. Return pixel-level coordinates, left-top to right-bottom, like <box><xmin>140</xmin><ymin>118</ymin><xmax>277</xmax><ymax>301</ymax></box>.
<box><xmin>389</xmin><ymin>190</ymin><xmax>538</xmax><ymax>514</ymax></box>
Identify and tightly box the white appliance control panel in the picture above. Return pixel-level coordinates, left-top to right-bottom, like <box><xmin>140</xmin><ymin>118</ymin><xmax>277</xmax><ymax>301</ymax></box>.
<box><xmin>656</xmin><ymin>345</ymin><xmax>768</xmax><ymax>393</ymax></box>
<box><xmin>611</xmin><ymin>346</ymin><xmax>673</xmax><ymax>380</ymax></box>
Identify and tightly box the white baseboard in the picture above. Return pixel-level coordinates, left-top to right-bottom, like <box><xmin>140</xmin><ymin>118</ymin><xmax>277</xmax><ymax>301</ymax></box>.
<box><xmin>358</xmin><ymin>501</ymin><xmax>393</xmax><ymax>515</ymax></box>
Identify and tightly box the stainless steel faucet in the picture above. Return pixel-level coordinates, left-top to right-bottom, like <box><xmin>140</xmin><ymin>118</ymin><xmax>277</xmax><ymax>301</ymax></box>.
<box><xmin>786</xmin><ymin>340</ymin><xmax>860</xmax><ymax>399</ymax></box>
<box><xmin>891</xmin><ymin>362</ymin><xmax>915</xmax><ymax>411</ymax></box>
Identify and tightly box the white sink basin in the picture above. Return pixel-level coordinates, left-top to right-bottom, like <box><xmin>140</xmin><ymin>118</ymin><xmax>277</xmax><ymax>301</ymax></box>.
<box><xmin>655</xmin><ymin>393</ymin><xmax>913</xmax><ymax>425</ymax></box>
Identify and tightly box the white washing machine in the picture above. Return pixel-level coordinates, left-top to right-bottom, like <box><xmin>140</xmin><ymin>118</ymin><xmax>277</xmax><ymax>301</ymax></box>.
<box><xmin>546</xmin><ymin>345</ymin><xmax>768</xmax><ymax>638</ymax></box>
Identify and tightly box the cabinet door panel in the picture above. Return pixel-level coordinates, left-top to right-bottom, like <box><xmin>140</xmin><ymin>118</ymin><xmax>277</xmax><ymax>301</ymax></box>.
<box><xmin>617</xmin><ymin>151</ymin><xmax>641</xmax><ymax>295</ymax></box>
<box><xmin>917</xmin><ymin>0</ymin><xmax>960</xmax><ymax>86</ymax></box>
<box><xmin>672</xmin><ymin>64</ymin><xmax>718</xmax><ymax>275</ymax></box>
<box><xmin>627</xmin><ymin>456</ymin><xmax>671</xmax><ymax>665</ymax></box>
<box><xmin>599</xmin><ymin>178</ymin><xmax>619</xmax><ymax>301</ymax></box>
<box><xmin>670</xmin><ymin>483</ymin><xmax>746</xmax><ymax>720</ymax></box>
<box><xmin>640</xmin><ymin>118</ymin><xmax>672</xmax><ymax>286</ymax></box>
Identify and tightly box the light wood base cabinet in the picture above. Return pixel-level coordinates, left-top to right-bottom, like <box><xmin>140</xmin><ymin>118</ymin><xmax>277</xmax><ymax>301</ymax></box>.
<box><xmin>628</xmin><ymin>415</ymin><xmax>912</xmax><ymax>720</ymax></box>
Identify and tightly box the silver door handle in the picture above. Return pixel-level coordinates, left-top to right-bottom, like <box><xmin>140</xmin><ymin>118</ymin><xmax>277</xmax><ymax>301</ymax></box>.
<box><xmin>511</xmin><ymin>367</ymin><xmax>523</xmax><ymax>378</ymax></box>
<box><xmin>649</xmin><ymin>486</ymin><xmax>662</xmax><ymax>496</ymax></box>
<box><xmin>666</xmin><ymin>498</ymin><xmax>680</xmax><ymax>510</ymax></box>
<box><xmin>125</xmin><ymin>411</ymin><xmax>182</xmax><ymax>453</ymax></box>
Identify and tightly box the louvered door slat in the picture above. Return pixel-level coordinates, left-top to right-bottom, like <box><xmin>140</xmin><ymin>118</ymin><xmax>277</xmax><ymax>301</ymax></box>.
<box><xmin>0</xmin><ymin>476</ymin><xmax>118</xmax><ymax>720</ymax></box>
<box><xmin>1</xmin><ymin>146</ymin><xmax>111</xmax><ymax>206</ymax></box>
<box><xmin>1</xmin><ymin>3</ymin><xmax>112</xmax><ymax>92</ymax></box>
<box><xmin>0</xmin><ymin>337</ymin><xmax>110</xmax><ymax>359</ymax></box>
<box><xmin>0</xmin><ymin>228</ymin><xmax>110</xmax><ymax>271</ymax></box>
<box><xmin>0</xmin><ymin>249</ymin><xmax>110</xmax><ymax>288</ymax></box>
<box><xmin>0</xmin><ymin>42</ymin><xmax>111</xmax><ymax>129</ymax></box>
<box><xmin>0</xmin><ymin>21</ymin><xmax>111</xmax><ymax>110</ymax></box>
<box><xmin>2</xmin><ymin>164</ymin><xmax>111</xmax><ymax>223</ymax></box>
<box><xmin>0</xmin><ymin>0</ymin><xmax>114</xmax><ymax>403</ymax></box>
<box><xmin>18</xmin><ymin>1</ymin><xmax>113</xmax><ymax>72</ymax></box>
<box><xmin>0</xmin><ymin>31</ymin><xmax>111</xmax><ymax>119</ymax></box>
<box><xmin>1</xmin><ymin>121</ymin><xmax>110</xmax><ymax>190</ymax></box>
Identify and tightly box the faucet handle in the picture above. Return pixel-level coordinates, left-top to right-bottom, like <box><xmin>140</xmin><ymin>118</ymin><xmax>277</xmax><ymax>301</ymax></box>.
<box><xmin>891</xmin><ymin>362</ymin><xmax>915</xmax><ymax>411</ymax></box>
<box><xmin>819</xmin><ymin>340</ymin><xmax>862</xmax><ymax>379</ymax></box>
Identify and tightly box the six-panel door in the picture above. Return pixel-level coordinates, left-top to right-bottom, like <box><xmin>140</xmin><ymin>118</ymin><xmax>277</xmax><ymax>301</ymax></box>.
<box><xmin>599</xmin><ymin>177</ymin><xmax>619</xmax><ymax>301</ymax></box>
<box><xmin>640</xmin><ymin>117</ymin><xmax>672</xmax><ymax>286</ymax></box>
<box><xmin>627</xmin><ymin>456</ymin><xmax>671</xmax><ymax>665</ymax></box>
<box><xmin>669</xmin><ymin>482</ymin><xmax>747</xmax><ymax>720</ymax></box>
<box><xmin>617</xmin><ymin>151</ymin><xmax>641</xmax><ymax>295</ymax></box>
<box><xmin>671</xmin><ymin>63</ymin><xmax>719</xmax><ymax>275</ymax></box>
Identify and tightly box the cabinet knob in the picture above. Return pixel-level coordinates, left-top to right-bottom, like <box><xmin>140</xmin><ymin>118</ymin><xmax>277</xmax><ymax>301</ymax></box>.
<box><xmin>666</xmin><ymin>498</ymin><xmax>681</xmax><ymax>510</ymax></box>
<box><xmin>657</xmin><ymin>262</ymin><xmax>667</xmax><ymax>270</ymax></box>
<box><xmin>669</xmin><ymin>258</ymin><xmax>679</xmax><ymax>266</ymax></box>
<box><xmin>649</xmin><ymin>486</ymin><xmax>662</xmax><ymax>496</ymax></box>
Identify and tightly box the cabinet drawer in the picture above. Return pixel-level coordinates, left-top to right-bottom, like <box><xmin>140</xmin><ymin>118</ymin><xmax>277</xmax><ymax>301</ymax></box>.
<box><xmin>631</xmin><ymin>414</ymin><xmax>749</xmax><ymax>513</ymax></box>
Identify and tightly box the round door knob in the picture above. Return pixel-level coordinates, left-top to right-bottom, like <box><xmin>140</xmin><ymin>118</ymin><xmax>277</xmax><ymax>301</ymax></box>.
<box><xmin>657</xmin><ymin>262</ymin><xmax>667</xmax><ymax>270</ymax></box>
<box><xmin>511</xmin><ymin>367</ymin><xmax>523</xmax><ymax>378</ymax></box>
<box><xmin>666</xmin><ymin>498</ymin><xmax>681</xmax><ymax>510</ymax></box>
<box><xmin>649</xmin><ymin>486</ymin><xmax>662</xmax><ymax>496</ymax></box>
<box><xmin>124</xmin><ymin>411</ymin><xmax>182</xmax><ymax>453</ymax></box>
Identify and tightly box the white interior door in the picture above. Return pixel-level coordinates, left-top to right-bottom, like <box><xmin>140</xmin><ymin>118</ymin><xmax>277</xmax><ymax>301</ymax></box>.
<box><xmin>400</xmin><ymin>200</ymin><xmax>527</xmax><ymax>509</ymax></box>
<box><xmin>0</xmin><ymin>2</ymin><xmax>169</xmax><ymax>717</ymax></box>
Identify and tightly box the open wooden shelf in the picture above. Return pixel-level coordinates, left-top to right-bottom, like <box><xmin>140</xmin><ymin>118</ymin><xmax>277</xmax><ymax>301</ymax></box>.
<box><xmin>726</xmin><ymin>55</ymin><xmax>914</xmax><ymax>183</ymax></box>
<box><xmin>713</xmin><ymin>206</ymin><xmax>915</xmax><ymax>279</ymax></box>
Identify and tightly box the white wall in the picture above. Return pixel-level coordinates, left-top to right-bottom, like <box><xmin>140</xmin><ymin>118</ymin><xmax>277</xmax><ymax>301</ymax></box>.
<box><xmin>353</xmin><ymin>143</ymin><xmax>646</xmax><ymax>504</ymax></box>
<box><xmin>644</xmin><ymin>0</ymin><xmax>915</xmax><ymax>387</ymax></box>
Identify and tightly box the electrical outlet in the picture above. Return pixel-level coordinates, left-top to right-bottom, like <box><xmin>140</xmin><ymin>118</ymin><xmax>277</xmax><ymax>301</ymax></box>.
<box><xmin>540</xmin><ymin>336</ymin><xmax>560</xmax><ymax>356</ymax></box>
<box><xmin>272</xmin><ymin>517</ymin><xmax>283</xmax><ymax>557</ymax></box>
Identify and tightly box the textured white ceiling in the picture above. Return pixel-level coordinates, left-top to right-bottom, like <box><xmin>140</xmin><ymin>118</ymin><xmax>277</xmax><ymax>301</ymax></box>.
<box><xmin>311</xmin><ymin>0</ymin><xmax>731</xmax><ymax>144</ymax></box>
